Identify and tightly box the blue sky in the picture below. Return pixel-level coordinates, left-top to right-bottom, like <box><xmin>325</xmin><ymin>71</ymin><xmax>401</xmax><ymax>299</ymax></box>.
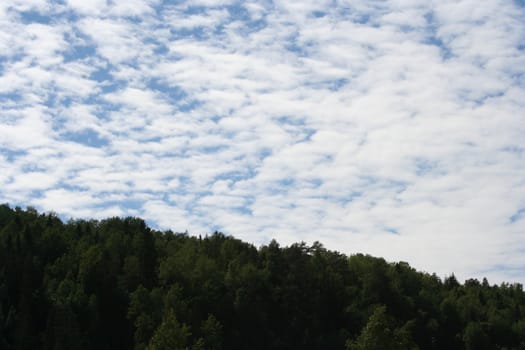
<box><xmin>1</xmin><ymin>0</ymin><xmax>525</xmax><ymax>284</ymax></box>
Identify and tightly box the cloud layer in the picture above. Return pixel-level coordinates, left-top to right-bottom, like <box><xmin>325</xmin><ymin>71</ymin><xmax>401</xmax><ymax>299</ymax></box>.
<box><xmin>1</xmin><ymin>0</ymin><xmax>525</xmax><ymax>283</ymax></box>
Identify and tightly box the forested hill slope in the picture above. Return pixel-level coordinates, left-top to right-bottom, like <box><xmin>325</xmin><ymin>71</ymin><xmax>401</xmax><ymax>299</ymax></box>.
<box><xmin>1</xmin><ymin>205</ymin><xmax>524</xmax><ymax>349</ymax></box>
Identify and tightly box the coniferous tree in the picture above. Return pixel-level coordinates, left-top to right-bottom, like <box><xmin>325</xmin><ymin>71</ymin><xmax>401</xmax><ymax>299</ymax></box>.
<box><xmin>0</xmin><ymin>205</ymin><xmax>524</xmax><ymax>349</ymax></box>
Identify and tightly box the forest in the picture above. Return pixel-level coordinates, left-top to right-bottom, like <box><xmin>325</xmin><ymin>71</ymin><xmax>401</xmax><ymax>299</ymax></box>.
<box><xmin>0</xmin><ymin>204</ymin><xmax>524</xmax><ymax>349</ymax></box>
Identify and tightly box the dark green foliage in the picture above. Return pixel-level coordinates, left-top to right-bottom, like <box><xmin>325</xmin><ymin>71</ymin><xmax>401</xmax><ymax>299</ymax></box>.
<box><xmin>0</xmin><ymin>204</ymin><xmax>525</xmax><ymax>349</ymax></box>
<box><xmin>147</xmin><ymin>310</ymin><xmax>190</xmax><ymax>350</ymax></box>
<box><xmin>346</xmin><ymin>305</ymin><xmax>418</xmax><ymax>350</ymax></box>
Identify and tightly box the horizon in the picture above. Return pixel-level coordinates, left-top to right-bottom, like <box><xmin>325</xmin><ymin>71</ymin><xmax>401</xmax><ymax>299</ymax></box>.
<box><xmin>2</xmin><ymin>203</ymin><xmax>519</xmax><ymax>286</ymax></box>
<box><xmin>1</xmin><ymin>0</ymin><xmax>525</xmax><ymax>284</ymax></box>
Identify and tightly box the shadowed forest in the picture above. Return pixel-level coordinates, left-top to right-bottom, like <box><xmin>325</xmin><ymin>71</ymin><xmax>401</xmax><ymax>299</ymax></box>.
<box><xmin>0</xmin><ymin>205</ymin><xmax>524</xmax><ymax>349</ymax></box>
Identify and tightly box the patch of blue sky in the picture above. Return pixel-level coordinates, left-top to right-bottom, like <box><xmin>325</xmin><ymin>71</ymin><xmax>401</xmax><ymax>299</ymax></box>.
<box><xmin>516</xmin><ymin>43</ymin><xmax>525</xmax><ymax>55</ymax></box>
<box><xmin>0</xmin><ymin>92</ymin><xmax>25</xmax><ymax>106</ymax></box>
<box><xmin>285</xmin><ymin>36</ymin><xmax>312</xmax><ymax>57</ymax></box>
<box><xmin>425</xmin><ymin>37</ymin><xmax>452</xmax><ymax>60</ymax></box>
<box><xmin>88</xmin><ymin>97</ymin><xmax>125</xmax><ymax>115</ymax></box>
<box><xmin>205</xmin><ymin>223</ymin><xmax>224</xmax><ymax>233</ymax></box>
<box><xmin>57</xmin><ymin>7</ymin><xmax>83</xmax><ymax>22</ymax></box>
<box><xmin>275</xmin><ymin>117</ymin><xmax>315</xmax><ymax>141</ymax></box>
<box><xmin>63</xmin><ymin>39</ymin><xmax>97</xmax><ymax>62</ymax></box>
<box><xmin>389</xmin><ymin>180</ymin><xmax>408</xmax><ymax>193</ymax></box>
<box><xmin>90</xmin><ymin>69</ymin><xmax>119</xmax><ymax>94</ymax></box>
<box><xmin>0</xmin><ymin>51</ymin><xmax>27</xmax><ymax>67</ymax></box>
<box><xmin>460</xmin><ymin>140</ymin><xmax>476</xmax><ymax>148</ymax></box>
<box><xmin>178</xmin><ymin>99</ymin><xmax>202</xmax><ymax>112</ymax></box>
<box><xmin>25</xmin><ymin>190</ymin><xmax>45</xmax><ymax>200</ymax></box>
<box><xmin>154</xmin><ymin>192</ymin><xmax>171</xmax><ymax>203</ymax></box>
<box><xmin>210</xmin><ymin>115</ymin><xmax>230</xmax><ymax>125</ymax></box>
<box><xmin>509</xmin><ymin>208</ymin><xmax>525</xmax><ymax>223</ymax></box>
<box><xmin>329</xmin><ymin>78</ymin><xmax>349</xmax><ymax>91</ymax></box>
<box><xmin>311</xmin><ymin>10</ymin><xmax>326</xmax><ymax>18</ymax></box>
<box><xmin>301</xmin><ymin>188</ymin><xmax>362</xmax><ymax>205</ymax></box>
<box><xmin>185</xmin><ymin>190</ymin><xmax>213</xmax><ymax>204</ymax></box>
<box><xmin>56</xmin><ymin>96</ymin><xmax>76</xmax><ymax>109</ymax></box>
<box><xmin>142</xmin><ymin>136</ymin><xmax>164</xmax><ymax>144</ymax></box>
<box><xmin>90</xmin><ymin>190</ymin><xmax>130</xmax><ymax>202</ymax></box>
<box><xmin>170</xmin><ymin>26</ymin><xmax>211</xmax><ymax>41</ymax></box>
<box><xmin>98</xmin><ymin>82</ymin><xmax>125</xmax><ymax>96</ymax></box>
<box><xmin>151</xmin><ymin>149</ymin><xmax>188</xmax><ymax>159</ymax></box>
<box><xmin>465</xmin><ymin>90</ymin><xmax>506</xmax><ymax>106</ymax></box>
<box><xmin>21</xmin><ymin>162</ymin><xmax>48</xmax><ymax>172</ymax></box>
<box><xmin>266</xmin><ymin>184</ymin><xmax>292</xmax><ymax>197</ymax></box>
<box><xmin>501</xmin><ymin>146</ymin><xmax>524</xmax><ymax>156</ymax></box>
<box><xmin>197</xmin><ymin>144</ymin><xmax>230</xmax><ymax>154</ymax></box>
<box><xmin>384</xmin><ymin>227</ymin><xmax>399</xmax><ymax>235</ymax></box>
<box><xmin>1</xmin><ymin>149</ymin><xmax>26</xmax><ymax>162</ymax></box>
<box><xmin>291</xmin><ymin>128</ymin><xmax>316</xmax><ymax>143</ymax></box>
<box><xmin>213</xmin><ymin>169</ymin><xmax>257</xmax><ymax>184</ymax></box>
<box><xmin>225</xmin><ymin>3</ymin><xmax>250</xmax><ymax>20</ymax></box>
<box><xmin>229</xmin><ymin>17</ymin><xmax>267</xmax><ymax>36</ymax></box>
<box><xmin>368</xmin><ymin>179</ymin><xmax>408</xmax><ymax>194</ymax></box>
<box><xmin>148</xmin><ymin>78</ymin><xmax>187</xmax><ymax>101</ymax></box>
<box><xmin>346</xmin><ymin>191</ymin><xmax>363</xmax><ymax>202</ymax></box>
<box><xmin>358</xmin><ymin>175</ymin><xmax>379</xmax><ymax>186</ymax></box>
<box><xmin>233</xmin><ymin>205</ymin><xmax>253</xmax><ymax>216</ymax></box>
<box><xmin>89</xmin><ymin>202</ymin><xmax>126</xmax><ymax>215</ymax></box>
<box><xmin>168</xmin><ymin>95</ymin><xmax>203</xmax><ymax>112</ymax></box>
<box><xmin>19</xmin><ymin>10</ymin><xmax>53</xmax><ymax>24</ymax></box>
<box><xmin>512</xmin><ymin>73</ymin><xmax>525</xmax><ymax>89</ymax></box>
<box><xmin>344</xmin><ymin>9</ymin><xmax>372</xmax><ymax>25</ymax></box>
<box><xmin>45</xmin><ymin>92</ymin><xmax>70</xmax><ymax>109</ymax></box>
<box><xmin>225</xmin><ymin>3</ymin><xmax>267</xmax><ymax>32</ymax></box>
<box><xmin>321</xmin><ymin>154</ymin><xmax>334</xmax><ymax>164</ymax></box>
<box><xmin>304</xmin><ymin>78</ymin><xmax>349</xmax><ymax>92</ymax></box>
<box><xmin>423</xmin><ymin>12</ymin><xmax>453</xmax><ymax>60</ymax></box>
<box><xmin>349</xmin><ymin>3</ymin><xmax>387</xmax><ymax>27</ymax></box>
<box><xmin>61</xmin><ymin>128</ymin><xmax>109</xmax><ymax>148</ymax></box>
<box><xmin>153</xmin><ymin>42</ymin><xmax>169</xmax><ymax>55</ymax></box>
<box><xmin>414</xmin><ymin>158</ymin><xmax>437</xmax><ymax>176</ymax></box>
<box><xmin>257</xmin><ymin>148</ymin><xmax>273</xmax><ymax>160</ymax></box>
<box><xmin>180</xmin><ymin>5</ymin><xmax>212</xmax><ymax>15</ymax></box>
<box><xmin>277</xmin><ymin>178</ymin><xmax>294</xmax><ymax>187</ymax></box>
<box><xmin>399</xmin><ymin>24</ymin><xmax>417</xmax><ymax>33</ymax></box>
<box><xmin>327</xmin><ymin>191</ymin><xmax>363</xmax><ymax>206</ymax></box>
<box><xmin>276</xmin><ymin>115</ymin><xmax>306</xmax><ymax>126</ymax></box>
<box><xmin>307</xmin><ymin>178</ymin><xmax>323</xmax><ymax>188</ymax></box>
<box><xmin>174</xmin><ymin>175</ymin><xmax>192</xmax><ymax>188</ymax></box>
<box><xmin>87</xmin><ymin>63</ymin><xmax>111</xmax><ymax>82</ymax></box>
<box><xmin>53</xmin><ymin>183</ymin><xmax>89</xmax><ymax>193</ymax></box>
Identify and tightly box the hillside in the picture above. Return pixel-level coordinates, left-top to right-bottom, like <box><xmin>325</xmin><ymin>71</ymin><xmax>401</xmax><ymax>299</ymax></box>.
<box><xmin>0</xmin><ymin>204</ymin><xmax>524</xmax><ymax>349</ymax></box>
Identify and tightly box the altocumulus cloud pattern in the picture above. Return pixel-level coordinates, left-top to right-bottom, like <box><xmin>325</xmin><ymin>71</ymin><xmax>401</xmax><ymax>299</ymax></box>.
<box><xmin>1</xmin><ymin>0</ymin><xmax>525</xmax><ymax>283</ymax></box>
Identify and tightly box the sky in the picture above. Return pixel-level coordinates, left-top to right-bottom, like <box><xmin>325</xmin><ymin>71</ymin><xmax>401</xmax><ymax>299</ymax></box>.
<box><xmin>1</xmin><ymin>0</ymin><xmax>525</xmax><ymax>284</ymax></box>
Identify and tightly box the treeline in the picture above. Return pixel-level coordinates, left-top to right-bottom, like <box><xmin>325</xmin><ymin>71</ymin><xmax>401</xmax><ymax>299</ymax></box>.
<box><xmin>0</xmin><ymin>205</ymin><xmax>524</xmax><ymax>349</ymax></box>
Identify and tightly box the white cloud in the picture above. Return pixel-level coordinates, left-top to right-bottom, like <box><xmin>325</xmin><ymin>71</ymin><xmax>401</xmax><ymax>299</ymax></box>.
<box><xmin>109</xmin><ymin>0</ymin><xmax>158</xmax><ymax>17</ymax></box>
<box><xmin>66</xmin><ymin>0</ymin><xmax>108</xmax><ymax>16</ymax></box>
<box><xmin>0</xmin><ymin>109</ymin><xmax>55</xmax><ymax>149</ymax></box>
<box><xmin>0</xmin><ymin>0</ymin><xmax>525</xmax><ymax>283</ymax></box>
<box><xmin>2</xmin><ymin>0</ymin><xmax>51</xmax><ymax>14</ymax></box>
<box><xmin>76</xmin><ymin>18</ymin><xmax>147</xmax><ymax>63</ymax></box>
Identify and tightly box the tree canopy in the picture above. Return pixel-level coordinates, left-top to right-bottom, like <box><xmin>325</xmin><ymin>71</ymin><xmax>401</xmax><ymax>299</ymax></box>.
<box><xmin>0</xmin><ymin>204</ymin><xmax>524</xmax><ymax>349</ymax></box>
